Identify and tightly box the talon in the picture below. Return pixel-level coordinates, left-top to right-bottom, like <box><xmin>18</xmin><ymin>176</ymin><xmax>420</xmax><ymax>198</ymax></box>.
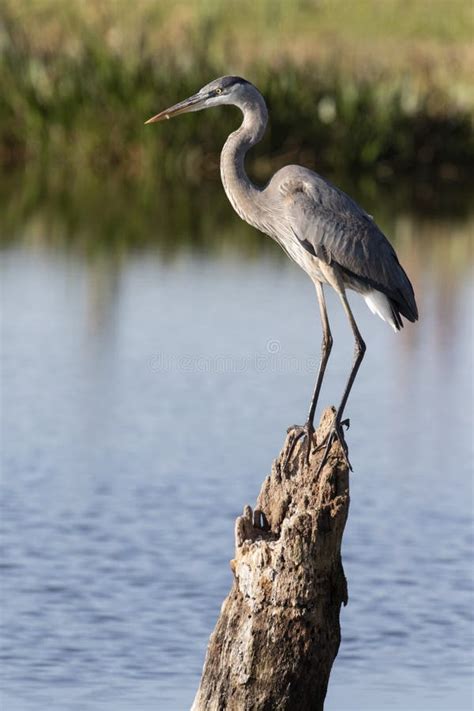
<box><xmin>282</xmin><ymin>421</ymin><xmax>315</xmax><ymax>471</ymax></box>
<box><xmin>316</xmin><ymin>420</ymin><xmax>352</xmax><ymax>475</ymax></box>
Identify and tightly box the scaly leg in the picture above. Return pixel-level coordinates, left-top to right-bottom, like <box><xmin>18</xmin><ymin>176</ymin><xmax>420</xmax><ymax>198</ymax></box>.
<box><xmin>316</xmin><ymin>289</ymin><xmax>366</xmax><ymax>474</ymax></box>
<box><xmin>285</xmin><ymin>282</ymin><xmax>333</xmax><ymax>466</ymax></box>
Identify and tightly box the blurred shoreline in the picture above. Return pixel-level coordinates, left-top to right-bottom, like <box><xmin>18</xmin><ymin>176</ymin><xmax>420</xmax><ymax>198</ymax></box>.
<box><xmin>1</xmin><ymin>0</ymin><xmax>473</xmax><ymax>184</ymax></box>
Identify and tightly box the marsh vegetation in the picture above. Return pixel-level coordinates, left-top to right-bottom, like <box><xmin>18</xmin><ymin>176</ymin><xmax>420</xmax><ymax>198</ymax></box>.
<box><xmin>1</xmin><ymin>0</ymin><xmax>473</xmax><ymax>187</ymax></box>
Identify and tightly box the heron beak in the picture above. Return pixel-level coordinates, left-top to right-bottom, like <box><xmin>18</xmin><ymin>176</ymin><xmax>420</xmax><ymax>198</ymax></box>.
<box><xmin>144</xmin><ymin>93</ymin><xmax>207</xmax><ymax>124</ymax></box>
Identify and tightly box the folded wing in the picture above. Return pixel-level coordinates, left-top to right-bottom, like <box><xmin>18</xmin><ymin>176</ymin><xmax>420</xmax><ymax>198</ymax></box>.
<box><xmin>279</xmin><ymin>170</ymin><xmax>418</xmax><ymax>324</ymax></box>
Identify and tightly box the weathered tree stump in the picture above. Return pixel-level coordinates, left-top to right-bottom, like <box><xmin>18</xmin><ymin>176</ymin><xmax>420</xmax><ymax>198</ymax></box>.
<box><xmin>191</xmin><ymin>407</ymin><xmax>350</xmax><ymax>711</ymax></box>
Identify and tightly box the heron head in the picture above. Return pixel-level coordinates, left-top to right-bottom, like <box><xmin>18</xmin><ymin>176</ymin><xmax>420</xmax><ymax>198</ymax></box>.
<box><xmin>145</xmin><ymin>76</ymin><xmax>255</xmax><ymax>124</ymax></box>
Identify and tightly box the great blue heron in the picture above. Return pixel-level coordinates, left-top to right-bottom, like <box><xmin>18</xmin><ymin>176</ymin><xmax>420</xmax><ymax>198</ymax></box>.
<box><xmin>145</xmin><ymin>76</ymin><xmax>418</xmax><ymax>470</ymax></box>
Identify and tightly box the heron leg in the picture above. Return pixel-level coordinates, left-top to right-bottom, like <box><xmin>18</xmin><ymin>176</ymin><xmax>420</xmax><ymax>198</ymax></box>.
<box><xmin>308</xmin><ymin>282</ymin><xmax>333</xmax><ymax>425</ymax></box>
<box><xmin>335</xmin><ymin>290</ymin><xmax>366</xmax><ymax>422</ymax></box>
<box><xmin>285</xmin><ymin>282</ymin><xmax>333</xmax><ymax>467</ymax></box>
<box><xmin>316</xmin><ymin>290</ymin><xmax>366</xmax><ymax>474</ymax></box>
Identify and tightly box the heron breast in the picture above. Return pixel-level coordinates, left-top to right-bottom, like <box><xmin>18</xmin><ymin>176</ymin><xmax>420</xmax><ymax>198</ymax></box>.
<box><xmin>274</xmin><ymin>231</ymin><xmax>326</xmax><ymax>282</ymax></box>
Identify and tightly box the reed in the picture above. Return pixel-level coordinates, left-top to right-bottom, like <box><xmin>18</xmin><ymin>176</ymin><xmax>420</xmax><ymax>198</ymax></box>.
<box><xmin>1</xmin><ymin>0</ymin><xmax>473</xmax><ymax>182</ymax></box>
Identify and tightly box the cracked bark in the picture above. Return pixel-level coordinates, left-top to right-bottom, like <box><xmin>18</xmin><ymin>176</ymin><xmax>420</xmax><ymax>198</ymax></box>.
<box><xmin>191</xmin><ymin>407</ymin><xmax>350</xmax><ymax>711</ymax></box>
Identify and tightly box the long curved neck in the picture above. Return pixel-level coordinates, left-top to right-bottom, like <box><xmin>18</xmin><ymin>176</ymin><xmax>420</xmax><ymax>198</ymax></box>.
<box><xmin>220</xmin><ymin>94</ymin><xmax>268</xmax><ymax>228</ymax></box>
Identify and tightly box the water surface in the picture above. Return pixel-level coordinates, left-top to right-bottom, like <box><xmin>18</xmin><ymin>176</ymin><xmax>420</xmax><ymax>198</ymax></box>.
<box><xmin>1</xmin><ymin>186</ymin><xmax>473</xmax><ymax>710</ymax></box>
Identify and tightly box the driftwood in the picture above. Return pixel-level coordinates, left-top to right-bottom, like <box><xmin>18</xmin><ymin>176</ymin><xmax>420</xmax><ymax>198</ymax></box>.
<box><xmin>191</xmin><ymin>407</ymin><xmax>350</xmax><ymax>711</ymax></box>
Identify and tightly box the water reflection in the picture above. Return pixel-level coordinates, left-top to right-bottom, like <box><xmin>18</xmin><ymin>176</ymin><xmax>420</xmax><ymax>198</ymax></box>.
<box><xmin>1</xmin><ymin>178</ymin><xmax>473</xmax><ymax>711</ymax></box>
<box><xmin>1</xmin><ymin>175</ymin><xmax>472</xmax><ymax>339</ymax></box>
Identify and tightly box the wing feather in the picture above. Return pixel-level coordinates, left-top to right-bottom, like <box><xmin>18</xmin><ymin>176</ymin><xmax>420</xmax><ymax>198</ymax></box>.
<box><xmin>278</xmin><ymin>171</ymin><xmax>418</xmax><ymax>322</ymax></box>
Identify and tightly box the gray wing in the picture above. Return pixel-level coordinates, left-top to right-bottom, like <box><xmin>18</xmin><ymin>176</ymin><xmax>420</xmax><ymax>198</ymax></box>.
<box><xmin>278</xmin><ymin>169</ymin><xmax>418</xmax><ymax>323</ymax></box>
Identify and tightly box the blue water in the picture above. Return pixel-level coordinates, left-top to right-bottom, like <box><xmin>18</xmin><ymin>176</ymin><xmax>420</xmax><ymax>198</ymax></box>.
<box><xmin>1</xmin><ymin>210</ymin><xmax>473</xmax><ymax>710</ymax></box>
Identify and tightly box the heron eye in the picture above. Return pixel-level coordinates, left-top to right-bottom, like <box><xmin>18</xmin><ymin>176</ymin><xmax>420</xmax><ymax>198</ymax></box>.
<box><xmin>215</xmin><ymin>88</ymin><xmax>223</xmax><ymax>95</ymax></box>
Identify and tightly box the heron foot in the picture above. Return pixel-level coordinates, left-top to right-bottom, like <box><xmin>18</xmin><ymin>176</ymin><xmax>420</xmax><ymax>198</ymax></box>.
<box><xmin>283</xmin><ymin>420</ymin><xmax>315</xmax><ymax>470</ymax></box>
<box><xmin>315</xmin><ymin>418</ymin><xmax>352</xmax><ymax>475</ymax></box>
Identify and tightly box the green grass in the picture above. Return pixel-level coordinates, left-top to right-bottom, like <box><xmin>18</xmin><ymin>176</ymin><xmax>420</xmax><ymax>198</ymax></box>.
<box><xmin>0</xmin><ymin>0</ymin><xmax>473</xmax><ymax>184</ymax></box>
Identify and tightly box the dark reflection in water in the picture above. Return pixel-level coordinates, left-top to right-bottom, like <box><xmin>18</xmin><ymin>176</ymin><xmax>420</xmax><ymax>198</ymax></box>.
<box><xmin>1</xmin><ymin>180</ymin><xmax>473</xmax><ymax>711</ymax></box>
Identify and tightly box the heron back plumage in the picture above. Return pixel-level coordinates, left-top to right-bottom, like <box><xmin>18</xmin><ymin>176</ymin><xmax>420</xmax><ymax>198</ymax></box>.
<box><xmin>271</xmin><ymin>166</ymin><xmax>418</xmax><ymax>328</ymax></box>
